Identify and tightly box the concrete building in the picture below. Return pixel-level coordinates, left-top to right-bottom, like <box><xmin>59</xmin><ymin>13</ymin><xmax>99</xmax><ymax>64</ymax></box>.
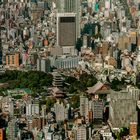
<box><xmin>1</xmin><ymin>96</ymin><xmax>14</xmax><ymax>116</ymax></box>
<box><xmin>129</xmin><ymin>30</ymin><xmax>137</xmax><ymax>44</ymax></box>
<box><xmin>37</xmin><ymin>58</ymin><xmax>51</xmax><ymax>73</ymax></box>
<box><xmin>65</xmin><ymin>0</ymin><xmax>76</xmax><ymax>12</ymax></box>
<box><xmin>90</xmin><ymin>100</ymin><xmax>104</xmax><ymax>121</ymax></box>
<box><xmin>56</xmin><ymin>13</ymin><xmax>77</xmax><ymax>55</ymax></box>
<box><xmin>26</xmin><ymin>104</ymin><xmax>39</xmax><ymax>116</ymax></box>
<box><xmin>31</xmin><ymin>117</ymin><xmax>46</xmax><ymax>130</ymax></box>
<box><xmin>56</xmin><ymin>0</ymin><xmax>81</xmax><ymax>38</ymax></box>
<box><xmin>80</xmin><ymin>96</ymin><xmax>89</xmax><ymax>122</ymax></box>
<box><xmin>8</xmin><ymin>119</ymin><xmax>18</xmax><ymax>140</ymax></box>
<box><xmin>118</xmin><ymin>34</ymin><xmax>131</xmax><ymax>51</ymax></box>
<box><xmin>76</xmin><ymin>125</ymin><xmax>87</xmax><ymax>140</ymax></box>
<box><xmin>108</xmin><ymin>87</ymin><xmax>140</xmax><ymax>128</ymax></box>
<box><xmin>53</xmin><ymin>101</ymin><xmax>68</xmax><ymax>122</ymax></box>
<box><xmin>137</xmin><ymin>34</ymin><xmax>140</xmax><ymax>47</ymax></box>
<box><xmin>53</xmin><ymin>56</ymin><xmax>80</xmax><ymax>69</ymax></box>
<box><xmin>31</xmin><ymin>7</ymin><xmax>44</xmax><ymax>22</ymax></box>
<box><xmin>57</xmin><ymin>0</ymin><xmax>79</xmax><ymax>12</ymax></box>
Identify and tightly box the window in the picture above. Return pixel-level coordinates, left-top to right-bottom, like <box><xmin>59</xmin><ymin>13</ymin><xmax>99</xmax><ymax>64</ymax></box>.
<box><xmin>12</xmin><ymin>55</ymin><xmax>14</xmax><ymax>64</ymax></box>
<box><xmin>8</xmin><ymin>55</ymin><xmax>10</xmax><ymax>65</ymax></box>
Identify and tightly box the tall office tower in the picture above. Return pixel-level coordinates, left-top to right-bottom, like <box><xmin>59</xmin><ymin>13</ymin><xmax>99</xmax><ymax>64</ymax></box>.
<box><xmin>57</xmin><ymin>13</ymin><xmax>77</xmax><ymax>55</ymax></box>
<box><xmin>57</xmin><ymin>0</ymin><xmax>80</xmax><ymax>13</ymax></box>
<box><xmin>80</xmin><ymin>96</ymin><xmax>89</xmax><ymax>122</ymax></box>
<box><xmin>57</xmin><ymin>0</ymin><xmax>65</xmax><ymax>12</ymax></box>
<box><xmin>56</xmin><ymin>0</ymin><xmax>81</xmax><ymax>53</ymax></box>
<box><xmin>91</xmin><ymin>100</ymin><xmax>104</xmax><ymax>122</ymax></box>
<box><xmin>65</xmin><ymin>0</ymin><xmax>76</xmax><ymax>12</ymax></box>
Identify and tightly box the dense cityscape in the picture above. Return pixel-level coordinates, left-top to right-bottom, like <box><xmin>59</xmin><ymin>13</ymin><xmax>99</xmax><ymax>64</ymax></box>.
<box><xmin>0</xmin><ymin>0</ymin><xmax>140</xmax><ymax>139</ymax></box>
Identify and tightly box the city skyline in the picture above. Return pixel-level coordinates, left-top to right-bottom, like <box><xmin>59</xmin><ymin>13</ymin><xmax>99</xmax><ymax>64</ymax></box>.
<box><xmin>0</xmin><ymin>0</ymin><xmax>140</xmax><ymax>140</ymax></box>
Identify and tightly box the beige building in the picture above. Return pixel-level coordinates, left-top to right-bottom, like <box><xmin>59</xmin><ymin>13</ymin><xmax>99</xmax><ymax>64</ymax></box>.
<box><xmin>6</xmin><ymin>52</ymin><xmax>20</xmax><ymax>67</ymax></box>
<box><xmin>118</xmin><ymin>34</ymin><xmax>131</xmax><ymax>51</ymax></box>
<box><xmin>129</xmin><ymin>122</ymin><xmax>137</xmax><ymax>136</ymax></box>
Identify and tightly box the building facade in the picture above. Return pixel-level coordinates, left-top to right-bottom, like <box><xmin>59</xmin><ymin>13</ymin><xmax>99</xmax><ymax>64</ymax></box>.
<box><xmin>6</xmin><ymin>52</ymin><xmax>20</xmax><ymax>67</ymax></box>
<box><xmin>108</xmin><ymin>87</ymin><xmax>140</xmax><ymax>128</ymax></box>
<box><xmin>37</xmin><ymin>58</ymin><xmax>51</xmax><ymax>73</ymax></box>
<box><xmin>57</xmin><ymin>13</ymin><xmax>76</xmax><ymax>48</ymax></box>
<box><xmin>54</xmin><ymin>56</ymin><xmax>80</xmax><ymax>69</ymax></box>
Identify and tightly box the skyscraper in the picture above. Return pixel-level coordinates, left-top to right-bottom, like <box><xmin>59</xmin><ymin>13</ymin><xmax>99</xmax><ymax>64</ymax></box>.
<box><xmin>56</xmin><ymin>0</ymin><xmax>81</xmax><ymax>53</ymax></box>
<box><xmin>57</xmin><ymin>0</ymin><xmax>79</xmax><ymax>13</ymax></box>
<box><xmin>57</xmin><ymin>13</ymin><xmax>76</xmax><ymax>47</ymax></box>
<box><xmin>65</xmin><ymin>0</ymin><xmax>76</xmax><ymax>12</ymax></box>
<box><xmin>56</xmin><ymin>13</ymin><xmax>77</xmax><ymax>55</ymax></box>
<box><xmin>80</xmin><ymin>96</ymin><xmax>89</xmax><ymax>121</ymax></box>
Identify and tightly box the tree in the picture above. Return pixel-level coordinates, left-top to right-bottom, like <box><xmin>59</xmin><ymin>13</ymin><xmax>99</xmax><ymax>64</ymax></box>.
<box><xmin>76</xmin><ymin>37</ymin><xmax>83</xmax><ymax>52</ymax></box>
<box><xmin>119</xmin><ymin>127</ymin><xmax>129</xmax><ymax>138</ymax></box>
<box><xmin>46</xmin><ymin>97</ymin><xmax>56</xmax><ymax>111</ymax></box>
<box><xmin>68</xmin><ymin>84</ymin><xmax>77</xmax><ymax>94</ymax></box>
<box><xmin>79</xmin><ymin>73</ymin><xmax>97</xmax><ymax>88</ymax></box>
<box><xmin>0</xmin><ymin>70</ymin><xmax>53</xmax><ymax>91</ymax></box>
<box><xmin>70</xmin><ymin>95</ymin><xmax>80</xmax><ymax>109</ymax></box>
<box><xmin>110</xmin><ymin>77</ymin><xmax>126</xmax><ymax>91</ymax></box>
<box><xmin>65</xmin><ymin>76</ymin><xmax>77</xmax><ymax>84</ymax></box>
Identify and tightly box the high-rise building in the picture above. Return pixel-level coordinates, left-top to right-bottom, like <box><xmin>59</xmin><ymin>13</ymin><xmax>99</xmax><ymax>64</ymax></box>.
<box><xmin>76</xmin><ymin>125</ymin><xmax>87</xmax><ymax>140</ymax></box>
<box><xmin>108</xmin><ymin>87</ymin><xmax>140</xmax><ymax>128</ymax></box>
<box><xmin>80</xmin><ymin>96</ymin><xmax>89</xmax><ymax>122</ymax></box>
<box><xmin>118</xmin><ymin>34</ymin><xmax>131</xmax><ymax>51</ymax></box>
<box><xmin>57</xmin><ymin>0</ymin><xmax>80</xmax><ymax>13</ymax></box>
<box><xmin>56</xmin><ymin>0</ymin><xmax>81</xmax><ymax>53</ymax></box>
<box><xmin>56</xmin><ymin>13</ymin><xmax>76</xmax><ymax>49</ymax></box>
<box><xmin>65</xmin><ymin>0</ymin><xmax>75</xmax><ymax>12</ymax></box>
<box><xmin>53</xmin><ymin>101</ymin><xmax>68</xmax><ymax>121</ymax></box>
<box><xmin>26</xmin><ymin>104</ymin><xmax>39</xmax><ymax>116</ymax></box>
<box><xmin>57</xmin><ymin>0</ymin><xmax>76</xmax><ymax>12</ymax></box>
<box><xmin>8</xmin><ymin>119</ymin><xmax>18</xmax><ymax>140</ymax></box>
<box><xmin>91</xmin><ymin>100</ymin><xmax>104</xmax><ymax>122</ymax></box>
<box><xmin>37</xmin><ymin>58</ymin><xmax>51</xmax><ymax>73</ymax></box>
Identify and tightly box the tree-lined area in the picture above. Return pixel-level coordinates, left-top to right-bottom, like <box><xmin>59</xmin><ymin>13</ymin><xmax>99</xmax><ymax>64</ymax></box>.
<box><xmin>0</xmin><ymin>70</ymin><xmax>53</xmax><ymax>92</ymax></box>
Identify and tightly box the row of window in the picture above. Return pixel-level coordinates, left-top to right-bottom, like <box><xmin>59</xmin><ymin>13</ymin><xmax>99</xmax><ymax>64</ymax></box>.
<box><xmin>7</xmin><ymin>55</ymin><xmax>15</xmax><ymax>65</ymax></box>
